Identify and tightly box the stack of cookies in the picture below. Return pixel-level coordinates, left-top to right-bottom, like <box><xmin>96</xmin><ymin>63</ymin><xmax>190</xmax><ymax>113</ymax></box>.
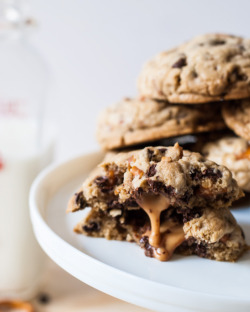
<box><xmin>68</xmin><ymin>33</ymin><xmax>249</xmax><ymax>262</ymax></box>
<box><xmin>203</xmin><ymin>101</ymin><xmax>250</xmax><ymax>192</ymax></box>
<box><xmin>98</xmin><ymin>33</ymin><xmax>250</xmax><ymax>192</ymax></box>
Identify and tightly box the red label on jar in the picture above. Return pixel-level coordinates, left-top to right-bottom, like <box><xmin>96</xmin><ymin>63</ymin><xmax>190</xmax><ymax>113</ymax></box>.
<box><xmin>0</xmin><ymin>154</ymin><xmax>4</xmax><ymax>171</ymax></box>
<box><xmin>0</xmin><ymin>99</ymin><xmax>26</xmax><ymax>117</ymax></box>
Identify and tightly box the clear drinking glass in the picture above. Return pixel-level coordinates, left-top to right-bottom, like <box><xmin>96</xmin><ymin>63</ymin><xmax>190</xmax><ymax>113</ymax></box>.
<box><xmin>0</xmin><ymin>0</ymin><xmax>54</xmax><ymax>299</ymax></box>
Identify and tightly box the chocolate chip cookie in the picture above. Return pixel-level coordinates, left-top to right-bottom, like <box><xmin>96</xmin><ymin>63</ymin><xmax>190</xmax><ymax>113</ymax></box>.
<box><xmin>222</xmin><ymin>99</ymin><xmax>250</xmax><ymax>140</ymax></box>
<box><xmin>97</xmin><ymin>97</ymin><xmax>225</xmax><ymax>150</ymax></box>
<box><xmin>203</xmin><ymin>137</ymin><xmax>250</xmax><ymax>192</ymax></box>
<box><xmin>138</xmin><ymin>33</ymin><xmax>250</xmax><ymax>103</ymax></box>
<box><xmin>68</xmin><ymin>143</ymin><xmax>246</xmax><ymax>262</ymax></box>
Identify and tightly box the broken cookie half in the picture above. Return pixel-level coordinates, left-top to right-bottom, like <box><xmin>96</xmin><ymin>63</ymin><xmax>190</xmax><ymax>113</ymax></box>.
<box><xmin>68</xmin><ymin>143</ymin><xmax>247</xmax><ymax>262</ymax></box>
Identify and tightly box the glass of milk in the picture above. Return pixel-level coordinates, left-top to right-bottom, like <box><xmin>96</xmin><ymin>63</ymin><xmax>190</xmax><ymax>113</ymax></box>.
<box><xmin>0</xmin><ymin>0</ymin><xmax>54</xmax><ymax>299</ymax></box>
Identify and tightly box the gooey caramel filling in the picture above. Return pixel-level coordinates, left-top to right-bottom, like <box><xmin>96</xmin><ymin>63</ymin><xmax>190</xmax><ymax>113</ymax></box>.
<box><xmin>137</xmin><ymin>196</ymin><xmax>170</xmax><ymax>246</ymax></box>
<box><xmin>137</xmin><ymin>195</ymin><xmax>185</xmax><ymax>261</ymax></box>
<box><xmin>155</xmin><ymin>224</ymin><xmax>185</xmax><ymax>261</ymax></box>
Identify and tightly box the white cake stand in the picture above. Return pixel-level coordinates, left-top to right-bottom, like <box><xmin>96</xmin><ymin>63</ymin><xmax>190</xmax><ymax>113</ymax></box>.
<box><xmin>29</xmin><ymin>151</ymin><xmax>250</xmax><ymax>312</ymax></box>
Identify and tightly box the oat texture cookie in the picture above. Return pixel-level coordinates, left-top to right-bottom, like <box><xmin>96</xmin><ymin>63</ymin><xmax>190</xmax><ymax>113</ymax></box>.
<box><xmin>68</xmin><ymin>143</ymin><xmax>246</xmax><ymax>262</ymax></box>
<box><xmin>97</xmin><ymin>97</ymin><xmax>225</xmax><ymax>150</ymax></box>
<box><xmin>222</xmin><ymin>100</ymin><xmax>250</xmax><ymax>140</ymax></box>
<box><xmin>138</xmin><ymin>33</ymin><xmax>250</xmax><ymax>103</ymax></box>
<box><xmin>203</xmin><ymin>137</ymin><xmax>250</xmax><ymax>192</ymax></box>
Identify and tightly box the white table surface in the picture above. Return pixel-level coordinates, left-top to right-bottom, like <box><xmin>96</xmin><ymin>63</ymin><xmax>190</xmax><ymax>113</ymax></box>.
<box><xmin>32</xmin><ymin>260</ymin><xmax>151</xmax><ymax>312</ymax></box>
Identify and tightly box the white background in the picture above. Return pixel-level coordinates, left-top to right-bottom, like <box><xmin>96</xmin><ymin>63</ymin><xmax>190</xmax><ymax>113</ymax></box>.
<box><xmin>32</xmin><ymin>0</ymin><xmax>250</xmax><ymax>160</ymax></box>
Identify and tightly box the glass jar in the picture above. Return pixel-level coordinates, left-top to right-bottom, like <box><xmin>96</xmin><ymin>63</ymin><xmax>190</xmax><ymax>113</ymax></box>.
<box><xmin>0</xmin><ymin>0</ymin><xmax>54</xmax><ymax>299</ymax></box>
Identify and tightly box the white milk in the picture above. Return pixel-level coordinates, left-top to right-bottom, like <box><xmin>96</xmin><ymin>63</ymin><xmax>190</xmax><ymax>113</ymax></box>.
<box><xmin>0</xmin><ymin>118</ymin><xmax>54</xmax><ymax>298</ymax></box>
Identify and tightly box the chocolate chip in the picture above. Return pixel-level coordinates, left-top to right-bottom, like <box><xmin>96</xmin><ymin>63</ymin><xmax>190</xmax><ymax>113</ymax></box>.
<box><xmin>147</xmin><ymin>148</ymin><xmax>165</xmax><ymax>162</ymax></box>
<box><xmin>75</xmin><ymin>191</ymin><xmax>86</xmax><ymax>209</ymax></box>
<box><xmin>146</xmin><ymin>164</ymin><xmax>157</xmax><ymax>177</ymax></box>
<box><xmin>204</xmin><ymin>168</ymin><xmax>222</xmax><ymax>183</ymax></box>
<box><xmin>38</xmin><ymin>293</ymin><xmax>51</xmax><ymax>304</ymax></box>
<box><xmin>162</xmin><ymin>207</ymin><xmax>183</xmax><ymax>224</ymax></box>
<box><xmin>235</xmin><ymin>68</ymin><xmax>248</xmax><ymax>81</ymax></box>
<box><xmin>180</xmin><ymin>191</ymin><xmax>191</xmax><ymax>204</ymax></box>
<box><xmin>190</xmin><ymin>168</ymin><xmax>222</xmax><ymax>183</ymax></box>
<box><xmin>139</xmin><ymin>236</ymin><xmax>154</xmax><ymax>257</ymax></box>
<box><xmin>123</xmin><ymin>198</ymin><xmax>139</xmax><ymax>207</ymax></box>
<box><xmin>238</xmin><ymin>44</ymin><xmax>245</xmax><ymax>52</ymax></box>
<box><xmin>83</xmin><ymin>222</ymin><xmax>100</xmax><ymax>233</ymax></box>
<box><xmin>182</xmin><ymin>237</ymin><xmax>207</xmax><ymax>258</ymax></box>
<box><xmin>172</xmin><ymin>57</ymin><xmax>187</xmax><ymax>68</ymax></box>
<box><xmin>195</xmin><ymin>243</ymin><xmax>207</xmax><ymax>258</ymax></box>
<box><xmin>148</xmin><ymin>180</ymin><xmax>175</xmax><ymax>196</ymax></box>
<box><xmin>148</xmin><ymin>180</ymin><xmax>164</xmax><ymax>194</ymax></box>
<box><xmin>158</xmin><ymin>148</ymin><xmax>167</xmax><ymax>153</ymax></box>
<box><xmin>229</xmin><ymin>67</ymin><xmax>248</xmax><ymax>83</ymax></box>
<box><xmin>107</xmin><ymin>200</ymin><xmax>124</xmax><ymax>210</ymax></box>
<box><xmin>164</xmin><ymin>185</ymin><xmax>175</xmax><ymax>195</ymax></box>
<box><xmin>191</xmin><ymin>70</ymin><xmax>198</xmax><ymax>78</ymax></box>
<box><xmin>209</xmin><ymin>39</ymin><xmax>226</xmax><ymax>46</ymax></box>
<box><xmin>94</xmin><ymin>176</ymin><xmax>109</xmax><ymax>187</ymax></box>
<box><xmin>186</xmin><ymin>237</ymin><xmax>196</xmax><ymax>245</ymax></box>
<box><xmin>240</xmin><ymin>73</ymin><xmax>248</xmax><ymax>81</ymax></box>
<box><xmin>94</xmin><ymin>176</ymin><xmax>115</xmax><ymax>193</ymax></box>
<box><xmin>100</xmin><ymin>186</ymin><xmax>114</xmax><ymax>193</ymax></box>
<box><xmin>123</xmin><ymin>208</ymin><xmax>149</xmax><ymax>228</ymax></box>
<box><xmin>139</xmin><ymin>235</ymin><xmax>148</xmax><ymax>246</ymax></box>
<box><xmin>179</xmin><ymin>207</ymin><xmax>203</xmax><ymax>223</ymax></box>
<box><xmin>134</xmin><ymin>187</ymin><xmax>144</xmax><ymax>199</ymax></box>
<box><xmin>147</xmin><ymin>148</ymin><xmax>154</xmax><ymax>161</ymax></box>
<box><xmin>190</xmin><ymin>168</ymin><xmax>203</xmax><ymax>181</ymax></box>
<box><xmin>176</xmin><ymin>75</ymin><xmax>181</xmax><ymax>86</ymax></box>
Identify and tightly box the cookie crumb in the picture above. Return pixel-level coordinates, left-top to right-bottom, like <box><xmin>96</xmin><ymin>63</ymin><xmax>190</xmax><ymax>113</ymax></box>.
<box><xmin>37</xmin><ymin>293</ymin><xmax>51</xmax><ymax>305</ymax></box>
